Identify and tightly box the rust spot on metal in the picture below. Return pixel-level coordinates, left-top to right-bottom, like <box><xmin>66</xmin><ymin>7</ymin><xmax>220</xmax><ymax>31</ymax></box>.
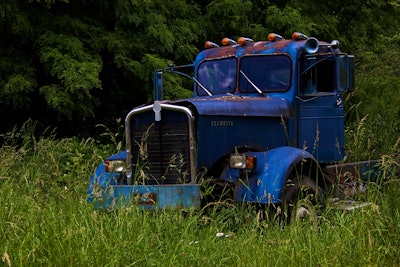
<box><xmin>189</xmin><ymin>95</ymin><xmax>275</xmax><ymax>102</ymax></box>
<box><xmin>203</xmin><ymin>45</ymin><xmax>237</xmax><ymax>58</ymax></box>
<box><xmin>203</xmin><ymin>40</ymin><xmax>296</xmax><ymax>59</ymax></box>
<box><xmin>133</xmin><ymin>192</ymin><xmax>157</xmax><ymax>205</ymax></box>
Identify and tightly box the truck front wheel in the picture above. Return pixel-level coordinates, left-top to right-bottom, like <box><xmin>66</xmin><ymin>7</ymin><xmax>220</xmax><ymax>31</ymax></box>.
<box><xmin>283</xmin><ymin>175</ymin><xmax>325</xmax><ymax>225</ymax></box>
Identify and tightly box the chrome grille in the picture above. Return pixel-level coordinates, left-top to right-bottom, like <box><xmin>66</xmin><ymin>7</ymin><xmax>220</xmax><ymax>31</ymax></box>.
<box><xmin>129</xmin><ymin>109</ymin><xmax>191</xmax><ymax>184</ymax></box>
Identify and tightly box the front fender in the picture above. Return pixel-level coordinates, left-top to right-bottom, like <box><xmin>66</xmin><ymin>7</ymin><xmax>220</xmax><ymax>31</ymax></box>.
<box><xmin>87</xmin><ymin>151</ymin><xmax>127</xmax><ymax>203</ymax></box>
<box><xmin>221</xmin><ymin>146</ymin><xmax>317</xmax><ymax>204</ymax></box>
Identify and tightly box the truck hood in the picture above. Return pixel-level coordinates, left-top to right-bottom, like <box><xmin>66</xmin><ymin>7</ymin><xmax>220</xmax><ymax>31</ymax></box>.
<box><xmin>173</xmin><ymin>95</ymin><xmax>293</xmax><ymax>117</ymax></box>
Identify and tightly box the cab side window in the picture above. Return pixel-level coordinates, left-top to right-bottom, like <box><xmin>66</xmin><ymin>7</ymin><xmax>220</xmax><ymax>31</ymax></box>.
<box><xmin>301</xmin><ymin>59</ymin><xmax>335</xmax><ymax>94</ymax></box>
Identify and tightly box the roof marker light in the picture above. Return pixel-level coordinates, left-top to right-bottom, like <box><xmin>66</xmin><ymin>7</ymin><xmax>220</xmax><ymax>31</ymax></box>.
<box><xmin>205</xmin><ymin>41</ymin><xmax>219</xmax><ymax>49</ymax></box>
<box><xmin>267</xmin><ymin>33</ymin><xmax>284</xmax><ymax>42</ymax></box>
<box><xmin>221</xmin><ymin>38</ymin><xmax>237</xmax><ymax>46</ymax></box>
<box><xmin>292</xmin><ymin>32</ymin><xmax>309</xmax><ymax>40</ymax></box>
<box><xmin>237</xmin><ymin>37</ymin><xmax>253</xmax><ymax>46</ymax></box>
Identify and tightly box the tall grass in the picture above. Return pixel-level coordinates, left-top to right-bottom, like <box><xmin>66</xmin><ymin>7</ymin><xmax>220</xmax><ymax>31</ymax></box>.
<box><xmin>1</xmin><ymin>123</ymin><xmax>399</xmax><ymax>266</ymax></box>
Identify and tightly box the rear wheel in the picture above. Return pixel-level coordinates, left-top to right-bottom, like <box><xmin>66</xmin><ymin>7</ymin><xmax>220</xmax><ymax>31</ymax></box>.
<box><xmin>283</xmin><ymin>175</ymin><xmax>325</xmax><ymax>225</ymax></box>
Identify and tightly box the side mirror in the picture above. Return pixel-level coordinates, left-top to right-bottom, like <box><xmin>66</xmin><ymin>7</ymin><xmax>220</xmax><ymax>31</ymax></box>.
<box><xmin>153</xmin><ymin>71</ymin><xmax>164</xmax><ymax>101</ymax></box>
<box><xmin>338</xmin><ymin>55</ymin><xmax>355</xmax><ymax>93</ymax></box>
<box><xmin>347</xmin><ymin>55</ymin><xmax>355</xmax><ymax>92</ymax></box>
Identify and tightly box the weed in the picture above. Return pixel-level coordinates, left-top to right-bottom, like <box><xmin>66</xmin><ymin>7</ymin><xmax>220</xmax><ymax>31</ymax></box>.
<box><xmin>96</xmin><ymin>117</ymin><xmax>124</xmax><ymax>152</ymax></box>
<box><xmin>133</xmin><ymin>123</ymin><xmax>153</xmax><ymax>184</ymax></box>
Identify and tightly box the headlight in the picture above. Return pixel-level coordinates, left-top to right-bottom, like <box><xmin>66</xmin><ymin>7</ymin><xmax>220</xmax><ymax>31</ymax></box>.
<box><xmin>229</xmin><ymin>154</ymin><xmax>256</xmax><ymax>170</ymax></box>
<box><xmin>104</xmin><ymin>160</ymin><xmax>127</xmax><ymax>172</ymax></box>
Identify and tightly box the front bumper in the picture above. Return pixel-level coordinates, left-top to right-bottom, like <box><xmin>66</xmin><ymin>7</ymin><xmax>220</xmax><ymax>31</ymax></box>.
<box><xmin>90</xmin><ymin>183</ymin><xmax>201</xmax><ymax>210</ymax></box>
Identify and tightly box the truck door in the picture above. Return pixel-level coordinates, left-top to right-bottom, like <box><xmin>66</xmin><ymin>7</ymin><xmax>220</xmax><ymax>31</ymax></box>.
<box><xmin>297</xmin><ymin>55</ymin><xmax>346</xmax><ymax>163</ymax></box>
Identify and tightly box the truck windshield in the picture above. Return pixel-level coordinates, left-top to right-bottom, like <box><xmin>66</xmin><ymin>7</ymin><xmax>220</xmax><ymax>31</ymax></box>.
<box><xmin>239</xmin><ymin>55</ymin><xmax>291</xmax><ymax>93</ymax></box>
<box><xmin>196</xmin><ymin>57</ymin><xmax>237</xmax><ymax>96</ymax></box>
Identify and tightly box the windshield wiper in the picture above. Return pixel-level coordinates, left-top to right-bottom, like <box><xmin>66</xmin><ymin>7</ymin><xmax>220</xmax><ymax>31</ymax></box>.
<box><xmin>240</xmin><ymin>70</ymin><xmax>265</xmax><ymax>96</ymax></box>
<box><xmin>193</xmin><ymin>77</ymin><xmax>213</xmax><ymax>96</ymax></box>
<box><xmin>166</xmin><ymin>69</ymin><xmax>213</xmax><ymax>96</ymax></box>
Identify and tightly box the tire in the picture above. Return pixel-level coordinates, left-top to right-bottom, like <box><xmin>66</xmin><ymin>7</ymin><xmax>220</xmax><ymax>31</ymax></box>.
<box><xmin>283</xmin><ymin>175</ymin><xmax>325</xmax><ymax>225</ymax></box>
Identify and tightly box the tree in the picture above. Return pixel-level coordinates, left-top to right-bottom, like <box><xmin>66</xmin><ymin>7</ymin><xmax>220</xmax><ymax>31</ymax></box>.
<box><xmin>0</xmin><ymin>0</ymin><xmax>108</xmax><ymax>134</ymax></box>
<box><xmin>0</xmin><ymin>0</ymin><xmax>399</xmax><ymax>147</ymax></box>
<box><xmin>0</xmin><ymin>0</ymin><xmax>203</xmax><ymax>135</ymax></box>
<box><xmin>112</xmin><ymin>0</ymin><xmax>201</xmax><ymax>100</ymax></box>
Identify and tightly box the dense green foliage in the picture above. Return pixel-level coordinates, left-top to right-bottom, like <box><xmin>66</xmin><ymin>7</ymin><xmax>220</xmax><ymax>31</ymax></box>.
<box><xmin>1</xmin><ymin>0</ymin><xmax>399</xmax><ymax>151</ymax></box>
<box><xmin>0</xmin><ymin>126</ymin><xmax>399</xmax><ymax>266</ymax></box>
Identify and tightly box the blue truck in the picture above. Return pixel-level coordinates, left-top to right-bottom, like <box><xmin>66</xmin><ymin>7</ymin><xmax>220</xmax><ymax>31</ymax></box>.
<box><xmin>88</xmin><ymin>32</ymin><xmax>376</xmax><ymax>218</ymax></box>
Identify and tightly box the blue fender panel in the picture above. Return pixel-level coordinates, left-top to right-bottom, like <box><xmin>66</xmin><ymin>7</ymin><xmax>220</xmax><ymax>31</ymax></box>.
<box><xmin>87</xmin><ymin>151</ymin><xmax>127</xmax><ymax>203</ymax></box>
<box><xmin>221</xmin><ymin>146</ymin><xmax>316</xmax><ymax>204</ymax></box>
<box><xmin>87</xmin><ymin>162</ymin><xmax>118</xmax><ymax>203</ymax></box>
